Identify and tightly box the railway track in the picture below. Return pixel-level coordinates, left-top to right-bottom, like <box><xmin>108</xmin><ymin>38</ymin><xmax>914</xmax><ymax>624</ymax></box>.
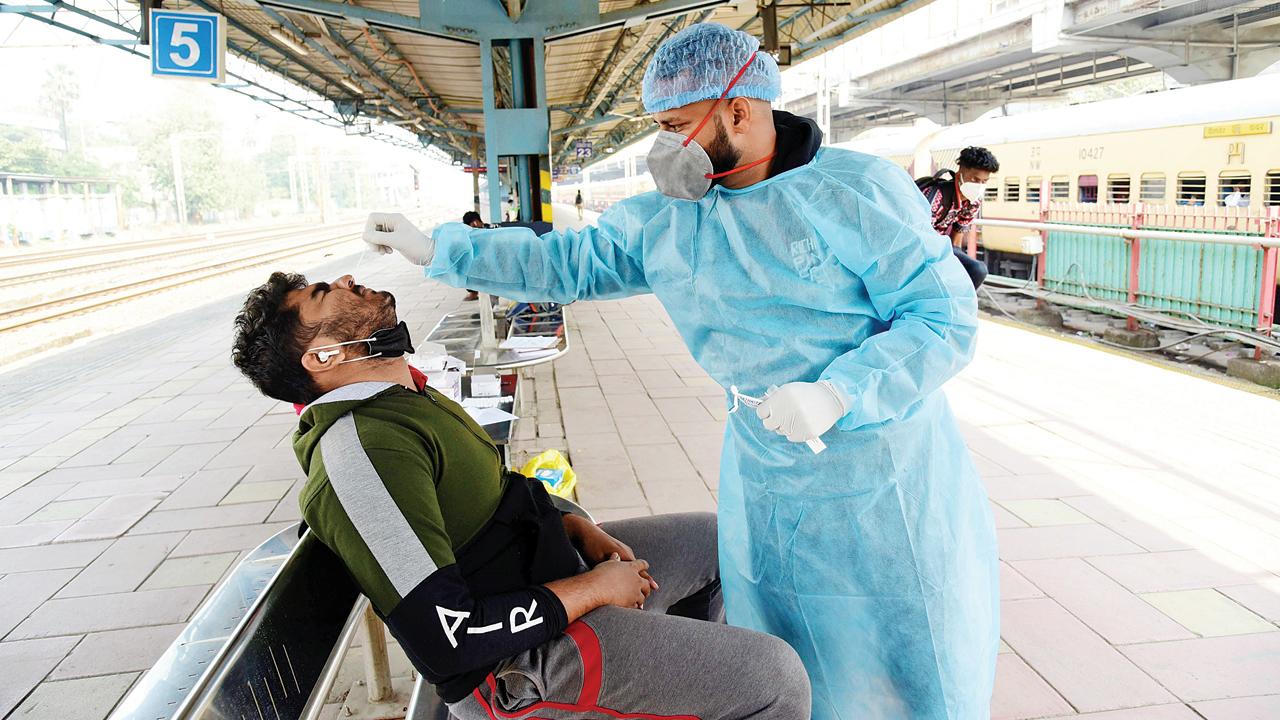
<box><xmin>0</xmin><ymin>221</ymin><xmax>361</xmax><ymax>290</ymax></box>
<box><xmin>0</xmin><ymin>230</ymin><xmax>360</xmax><ymax>334</ymax></box>
<box><xmin>0</xmin><ymin>219</ymin><xmax>326</xmax><ymax>273</ymax></box>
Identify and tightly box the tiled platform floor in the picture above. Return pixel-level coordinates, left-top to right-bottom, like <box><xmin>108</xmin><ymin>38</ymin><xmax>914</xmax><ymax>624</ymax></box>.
<box><xmin>1</xmin><ymin>243</ymin><xmax>1278</xmax><ymax>719</ymax></box>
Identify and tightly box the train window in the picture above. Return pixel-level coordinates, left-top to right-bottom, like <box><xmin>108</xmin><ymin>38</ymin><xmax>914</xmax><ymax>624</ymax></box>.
<box><xmin>1107</xmin><ymin>175</ymin><xmax>1131</xmax><ymax>203</ymax></box>
<box><xmin>1026</xmin><ymin>177</ymin><xmax>1041</xmax><ymax>203</ymax></box>
<box><xmin>1140</xmin><ymin>173</ymin><xmax>1166</xmax><ymax>201</ymax></box>
<box><xmin>1078</xmin><ymin>175</ymin><xmax>1099</xmax><ymax>203</ymax></box>
<box><xmin>1217</xmin><ymin>171</ymin><xmax>1252</xmax><ymax>207</ymax></box>
<box><xmin>1051</xmin><ymin>176</ymin><xmax>1069</xmax><ymax>200</ymax></box>
<box><xmin>1266</xmin><ymin>171</ymin><xmax>1280</xmax><ymax>207</ymax></box>
<box><xmin>1177</xmin><ymin>173</ymin><xmax>1207</xmax><ymax>206</ymax></box>
<box><xmin>984</xmin><ymin>183</ymin><xmax>999</xmax><ymax>201</ymax></box>
<box><xmin>1004</xmin><ymin>178</ymin><xmax>1020</xmax><ymax>202</ymax></box>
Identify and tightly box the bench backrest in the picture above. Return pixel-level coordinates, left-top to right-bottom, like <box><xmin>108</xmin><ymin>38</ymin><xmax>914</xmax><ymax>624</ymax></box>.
<box><xmin>115</xmin><ymin>496</ymin><xmax>594</xmax><ymax>720</ymax></box>
<box><xmin>110</xmin><ymin>526</ymin><xmax>363</xmax><ymax>720</ymax></box>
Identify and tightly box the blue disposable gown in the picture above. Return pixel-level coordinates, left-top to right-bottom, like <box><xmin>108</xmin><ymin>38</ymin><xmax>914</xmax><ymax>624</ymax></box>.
<box><xmin>427</xmin><ymin>148</ymin><xmax>999</xmax><ymax>719</ymax></box>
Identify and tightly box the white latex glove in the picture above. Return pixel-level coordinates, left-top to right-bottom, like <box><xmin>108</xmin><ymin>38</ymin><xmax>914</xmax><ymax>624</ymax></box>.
<box><xmin>363</xmin><ymin>212</ymin><xmax>434</xmax><ymax>265</ymax></box>
<box><xmin>756</xmin><ymin>381</ymin><xmax>849</xmax><ymax>444</ymax></box>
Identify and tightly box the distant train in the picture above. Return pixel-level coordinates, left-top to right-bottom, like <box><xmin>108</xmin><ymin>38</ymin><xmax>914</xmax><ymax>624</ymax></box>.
<box><xmin>834</xmin><ymin>73</ymin><xmax>1280</xmax><ymax>277</ymax></box>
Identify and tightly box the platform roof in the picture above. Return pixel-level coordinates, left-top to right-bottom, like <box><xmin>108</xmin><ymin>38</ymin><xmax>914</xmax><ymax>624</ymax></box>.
<box><xmin>113</xmin><ymin>0</ymin><xmax>938</xmax><ymax>165</ymax></box>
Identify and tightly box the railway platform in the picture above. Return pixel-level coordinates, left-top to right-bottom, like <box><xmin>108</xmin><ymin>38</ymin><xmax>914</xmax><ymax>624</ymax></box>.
<box><xmin>1</xmin><ymin>239</ymin><xmax>1278</xmax><ymax>719</ymax></box>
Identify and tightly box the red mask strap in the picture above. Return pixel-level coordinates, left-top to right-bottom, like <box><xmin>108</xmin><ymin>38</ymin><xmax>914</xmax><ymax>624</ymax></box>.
<box><xmin>705</xmin><ymin>151</ymin><xmax>775</xmax><ymax>180</ymax></box>
<box><xmin>681</xmin><ymin>50</ymin><xmax>760</xmax><ymax>148</ymax></box>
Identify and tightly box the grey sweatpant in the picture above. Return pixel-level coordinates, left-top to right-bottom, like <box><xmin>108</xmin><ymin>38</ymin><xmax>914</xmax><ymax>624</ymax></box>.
<box><xmin>447</xmin><ymin>512</ymin><xmax>811</xmax><ymax>720</ymax></box>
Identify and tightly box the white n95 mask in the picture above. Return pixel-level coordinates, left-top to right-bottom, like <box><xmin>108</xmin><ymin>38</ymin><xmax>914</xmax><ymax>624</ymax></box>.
<box><xmin>959</xmin><ymin>182</ymin><xmax>986</xmax><ymax>201</ymax></box>
<box><xmin>648</xmin><ymin>130</ymin><xmax>715</xmax><ymax>201</ymax></box>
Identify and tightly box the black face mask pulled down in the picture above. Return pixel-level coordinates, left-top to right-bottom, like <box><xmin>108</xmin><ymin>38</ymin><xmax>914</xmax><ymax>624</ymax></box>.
<box><xmin>309</xmin><ymin>320</ymin><xmax>415</xmax><ymax>365</ymax></box>
<box><xmin>365</xmin><ymin>320</ymin><xmax>415</xmax><ymax>359</ymax></box>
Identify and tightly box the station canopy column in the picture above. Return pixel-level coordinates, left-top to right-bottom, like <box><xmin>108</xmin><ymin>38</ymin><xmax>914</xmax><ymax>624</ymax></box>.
<box><xmin>480</xmin><ymin>35</ymin><xmax>552</xmax><ymax>224</ymax></box>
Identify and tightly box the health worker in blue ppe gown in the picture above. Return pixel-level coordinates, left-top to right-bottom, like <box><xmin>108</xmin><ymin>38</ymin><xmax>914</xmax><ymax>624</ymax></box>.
<box><xmin>363</xmin><ymin>22</ymin><xmax>998</xmax><ymax>720</ymax></box>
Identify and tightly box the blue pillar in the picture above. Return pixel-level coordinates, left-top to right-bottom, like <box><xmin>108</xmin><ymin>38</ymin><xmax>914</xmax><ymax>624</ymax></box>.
<box><xmin>478</xmin><ymin>38</ymin><xmax>504</xmax><ymax>224</ymax></box>
<box><xmin>479</xmin><ymin>35</ymin><xmax>551</xmax><ymax>224</ymax></box>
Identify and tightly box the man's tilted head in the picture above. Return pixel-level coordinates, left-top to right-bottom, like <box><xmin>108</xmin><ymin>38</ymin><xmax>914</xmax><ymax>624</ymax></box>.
<box><xmin>957</xmin><ymin>146</ymin><xmax>1000</xmax><ymax>174</ymax></box>
<box><xmin>232</xmin><ymin>272</ymin><xmax>399</xmax><ymax>405</ymax></box>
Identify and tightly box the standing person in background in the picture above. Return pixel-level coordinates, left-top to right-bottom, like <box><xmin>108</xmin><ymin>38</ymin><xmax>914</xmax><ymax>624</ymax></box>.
<box><xmin>917</xmin><ymin>146</ymin><xmax>998</xmax><ymax>249</ymax></box>
<box><xmin>916</xmin><ymin>146</ymin><xmax>998</xmax><ymax>289</ymax></box>
<box><xmin>460</xmin><ymin>211</ymin><xmax>486</xmax><ymax>301</ymax></box>
<box><xmin>365</xmin><ymin>22</ymin><xmax>997</xmax><ymax>720</ymax></box>
<box><xmin>575</xmin><ymin>189</ymin><xmax>585</xmax><ymax>220</ymax></box>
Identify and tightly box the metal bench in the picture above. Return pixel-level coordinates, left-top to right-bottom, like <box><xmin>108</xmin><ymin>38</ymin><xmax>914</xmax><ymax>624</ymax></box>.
<box><xmin>112</xmin><ymin>495</ymin><xmax>592</xmax><ymax>720</ymax></box>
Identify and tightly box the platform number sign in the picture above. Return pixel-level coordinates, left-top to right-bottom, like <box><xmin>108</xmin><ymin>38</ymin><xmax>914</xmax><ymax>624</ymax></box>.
<box><xmin>574</xmin><ymin>141</ymin><xmax>593</xmax><ymax>159</ymax></box>
<box><xmin>151</xmin><ymin>9</ymin><xmax>226</xmax><ymax>83</ymax></box>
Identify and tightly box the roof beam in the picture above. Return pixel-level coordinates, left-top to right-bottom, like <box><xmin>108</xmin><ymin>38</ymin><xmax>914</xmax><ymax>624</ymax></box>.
<box><xmin>254</xmin><ymin>0</ymin><xmax>465</xmax><ymax>41</ymax></box>
<box><xmin>545</xmin><ymin>0</ymin><xmax>731</xmax><ymax>42</ymax></box>
<box><xmin>323</xmin><ymin>22</ymin><xmax>477</xmax><ymax>154</ymax></box>
<box><xmin>187</xmin><ymin>0</ymin><xmax>349</xmax><ymax>95</ymax></box>
<box><xmin>552</xmin><ymin>114</ymin><xmax>630</xmax><ymax>136</ymax></box>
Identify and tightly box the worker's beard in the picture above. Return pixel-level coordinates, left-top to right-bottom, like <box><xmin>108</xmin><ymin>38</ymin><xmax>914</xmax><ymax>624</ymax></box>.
<box><xmin>705</xmin><ymin>115</ymin><xmax>742</xmax><ymax>182</ymax></box>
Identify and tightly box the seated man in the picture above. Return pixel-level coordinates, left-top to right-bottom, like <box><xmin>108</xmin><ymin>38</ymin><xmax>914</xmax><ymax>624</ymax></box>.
<box><xmin>231</xmin><ymin>272</ymin><xmax>810</xmax><ymax>720</ymax></box>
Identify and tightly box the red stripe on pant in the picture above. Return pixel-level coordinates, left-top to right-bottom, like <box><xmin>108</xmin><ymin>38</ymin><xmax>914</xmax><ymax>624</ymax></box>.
<box><xmin>471</xmin><ymin>620</ymin><xmax>701</xmax><ymax>720</ymax></box>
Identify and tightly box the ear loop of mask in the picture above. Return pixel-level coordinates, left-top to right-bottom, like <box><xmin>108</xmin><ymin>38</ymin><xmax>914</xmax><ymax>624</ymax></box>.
<box><xmin>310</xmin><ymin>339</ymin><xmax>383</xmax><ymax>365</ymax></box>
<box><xmin>681</xmin><ymin>50</ymin><xmax>777</xmax><ymax>181</ymax></box>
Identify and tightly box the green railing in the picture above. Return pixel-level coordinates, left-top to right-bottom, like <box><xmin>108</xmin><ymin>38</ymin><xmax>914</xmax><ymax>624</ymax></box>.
<box><xmin>976</xmin><ymin>204</ymin><xmax>1280</xmax><ymax>337</ymax></box>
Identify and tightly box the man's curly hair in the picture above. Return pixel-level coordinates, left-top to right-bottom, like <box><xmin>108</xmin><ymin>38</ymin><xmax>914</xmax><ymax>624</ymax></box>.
<box><xmin>232</xmin><ymin>272</ymin><xmax>322</xmax><ymax>405</ymax></box>
<box><xmin>957</xmin><ymin>146</ymin><xmax>999</xmax><ymax>173</ymax></box>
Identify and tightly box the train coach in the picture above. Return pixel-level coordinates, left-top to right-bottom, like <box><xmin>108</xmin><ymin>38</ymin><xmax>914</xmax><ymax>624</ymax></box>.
<box><xmin>834</xmin><ymin>75</ymin><xmax>1280</xmax><ymax>333</ymax></box>
<box><xmin>907</xmin><ymin>74</ymin><xmax>1280</xmax><ymax>279</ymax></box>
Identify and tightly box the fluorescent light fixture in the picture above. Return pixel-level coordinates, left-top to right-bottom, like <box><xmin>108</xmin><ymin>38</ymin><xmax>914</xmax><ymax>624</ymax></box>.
<box><xmin>268</xmin><ymin>27</ymin><xmax>310</xmax><ymax>56</ymax></box>
<box><xmin>339</xmin><ymin>78</ymin><xmax>363</xmax><ymax>94</ymax></box>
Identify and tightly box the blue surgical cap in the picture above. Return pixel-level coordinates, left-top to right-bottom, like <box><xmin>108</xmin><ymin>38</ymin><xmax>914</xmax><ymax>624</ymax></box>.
<box><xmin>642</xmin><ymin>23</ymin><xmax>781</xmax><ymax>114</ymax></box>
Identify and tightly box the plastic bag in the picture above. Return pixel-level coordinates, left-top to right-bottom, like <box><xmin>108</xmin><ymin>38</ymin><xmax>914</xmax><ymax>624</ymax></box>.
<box><xmin>520</xmin><ymin>449</ymin><xmax>577</xmax><ymax>500</ymax></box>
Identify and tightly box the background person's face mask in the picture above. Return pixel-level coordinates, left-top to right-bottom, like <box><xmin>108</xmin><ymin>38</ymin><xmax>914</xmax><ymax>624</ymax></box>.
<box><xmin>957</xmin><ymin>173</ymin><xmax>987</xmax><ymax>202</ymax></box>
<box><xmin>647</xmin><ymin>50</ymin><xmax>776</xmax><ymax>201</ymax></box>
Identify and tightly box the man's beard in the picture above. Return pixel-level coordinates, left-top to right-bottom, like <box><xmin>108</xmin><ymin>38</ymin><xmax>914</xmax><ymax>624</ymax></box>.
<box><xmin>705</xmin><ymin>115</ymin><xmax>742</xmax><ymax>181</ymax></box>
<box><xmin>316</xmin><ymin>298</ymin><xmax>398</xmax><ymax>361</ymax></box>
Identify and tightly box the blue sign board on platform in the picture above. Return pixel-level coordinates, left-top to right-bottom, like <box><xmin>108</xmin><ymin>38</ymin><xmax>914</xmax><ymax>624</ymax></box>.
<box><xmin>151</xmin><ymin>9</ymin><xmax>226</xmax><ymax>83</ymax></box>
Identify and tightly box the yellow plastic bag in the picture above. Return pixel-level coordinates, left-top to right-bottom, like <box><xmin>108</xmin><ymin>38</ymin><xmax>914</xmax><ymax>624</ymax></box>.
<box><xmin>520</xmin><ymin>449</ymin><xmax>577</xmax><ymax>500</ymax></box>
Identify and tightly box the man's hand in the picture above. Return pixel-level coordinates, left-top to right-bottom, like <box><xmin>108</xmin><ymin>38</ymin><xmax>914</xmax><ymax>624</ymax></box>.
<box><xmin>757</xmin><ymin>380</ymin><xmax>849</xmax><ymax>443</ymax></box>
<box><xmin>563</xmin><ymin>514</ymin><xmax>658</xmax><ymax>592</ymax></box>
<box><xmin>544</xmin><ymin>553</ymin><xmax>655</xmax><ymax>621</ymax></box>
<box><xmin>563</xmin><ymin>514</ymin><xmax>633</xmax><ymax>564</ymax></box>
<box><xmin>363</xmin><ymin>212</ymin><xmax>434</xmax><ymax>265</ymax></box>
<box><xmin>589</xmin><ymin>554</ymin><xmax>655</xmax><ymax>609</ymax></box>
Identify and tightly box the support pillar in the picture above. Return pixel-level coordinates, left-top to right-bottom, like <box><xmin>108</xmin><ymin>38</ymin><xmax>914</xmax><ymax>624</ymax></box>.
<box><xmin>479</xmin><ymin>39</ymin><xmax>503</xmax><ymax>225</ymax></box>
<box><xmin>1256</xmin><ymin>206</ymin><xmax>1279</xmax><ymax>360</ymax></box>
<box><xmin>1126</xmin><ymin>202</ymin><xmax>1144</xmax><ymax>331</ymax></box>
<box><xmin>170</xmin><ymin>135</ymin><xmax>187</xmax><ymax>228</ymax></box>
<box><xmin>479</xmin><ymin>36</ymin><xmax>551</xmax><ymax>225</ymax></box>
<box><xmin>470</xmin><ymin>136</ymin><xmax>481</xmax><ymax>216</ymax></box>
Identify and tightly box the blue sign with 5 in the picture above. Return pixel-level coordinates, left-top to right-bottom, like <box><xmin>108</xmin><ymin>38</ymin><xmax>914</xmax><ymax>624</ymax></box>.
<box><xmin>151</xmin><ymin>9</ymin><xmax>226</xmax><ymax>82</ymax></box>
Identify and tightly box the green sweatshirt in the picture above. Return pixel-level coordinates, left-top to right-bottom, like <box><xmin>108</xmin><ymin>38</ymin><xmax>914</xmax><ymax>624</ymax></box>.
<box><xmin>293</xmin><ymin>380</ymin><xmax>577</xmax><ymax>702</ymax></box>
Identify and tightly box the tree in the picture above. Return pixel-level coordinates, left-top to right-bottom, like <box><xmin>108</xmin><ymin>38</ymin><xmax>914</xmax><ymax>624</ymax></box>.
<box><xmin>133</xmin><ymin>92</ymin><xmax>266</xmax><ymax>222</ymax></box>
<box><xmin>41</xmin><ymin>64</ymin><xmax>80</xmax><ymax>153</ymax></box>
<box><xmin>0</xmin><ymin>126</ymin><xmax>55</xmax><ymax>174</ymax></box>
